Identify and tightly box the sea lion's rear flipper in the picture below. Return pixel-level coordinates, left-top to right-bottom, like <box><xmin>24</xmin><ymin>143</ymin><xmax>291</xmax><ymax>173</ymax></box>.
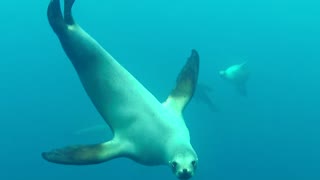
<box><xmin>197</xmin><ymin>83</ymin><xmax>214</xmax><ymax>93</ymax></box>
<box><xmin>42</xmin><ymin>140</ymin><xmax>123</xmax><ymax>165</ymax></box>
<box><xmin>194</xmin><ymin>83</ymin><xmax>219</xmax><ymax>112</ymax></box>
<box><xmin>47</xmin><ymin>0</ymin><xmax>76</xmax><ymax>34</ymax></box>
<box><xmin>203</xmin><ymin>96</ymin><xmax>219</xmax><ymax>112</ymax></box>
<box><xmin>63</xmin><ymin>0</ymin><xmax>75</xmax><ymax>25</ymax></box>
<box><xmin>163</xmin><ymin>49</ymin><xmax>200</xmax><ymax>114</ymax></box>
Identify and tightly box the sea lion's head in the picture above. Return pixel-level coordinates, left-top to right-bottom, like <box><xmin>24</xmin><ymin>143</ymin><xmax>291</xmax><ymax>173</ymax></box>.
<box><xmin>219</xmin><ymin>70</ymin><xmax>227</xmax><ymax>79</ymax></box>
<box><xmin>169</xmin><ymin>151</ymin><xmax>198</xmax><ymax>179</ymax></box>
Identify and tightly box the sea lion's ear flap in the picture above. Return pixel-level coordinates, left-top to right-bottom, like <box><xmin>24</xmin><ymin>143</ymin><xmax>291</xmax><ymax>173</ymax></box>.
<box><xmin>42</xmin><ymin>141</ymin><xmax>122</xmax><ymax>165</ymax></box>
<box><xmin>163</xmin><ymin>49</ymin><xmax>200</xmax><ymax>114</ymax></box>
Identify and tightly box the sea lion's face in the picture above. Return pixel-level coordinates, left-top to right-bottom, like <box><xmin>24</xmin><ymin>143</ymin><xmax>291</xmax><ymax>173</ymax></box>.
<box><xmin>170</xmin><ymin>153</ymin><xmax>198</xmax><ymax>179</ymax></box>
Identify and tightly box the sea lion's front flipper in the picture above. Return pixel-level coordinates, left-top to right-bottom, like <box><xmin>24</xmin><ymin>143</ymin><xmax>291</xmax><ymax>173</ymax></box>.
<box><xmin>42</xmin><ymin>140</ymin><xmax>123</xmax><ymax>165</ymax></box>
<box><xmin>236</xmin><ymin>83</ymin><xmax>247</xmax><ymax>97</ymax></box>
<box><xmin>163</xmin><ymin>49</ymin><xmax>200</xmax><ymax>114</ymax></box>
<box><xmin>239</xmin><ymin>61</ymin><xmax>249</xmax><ymax>74</ymax></box>
<box><xmin>237</xmin><ymin>61</ymin><xmax>249</xmax><ymax>97</ymax></box>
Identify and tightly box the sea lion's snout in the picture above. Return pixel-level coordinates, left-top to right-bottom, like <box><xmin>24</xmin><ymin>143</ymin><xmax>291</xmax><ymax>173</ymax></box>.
<box><xmin>170</xmin><ymin>154</ymin><xmax>197</xmax><ymax>180</ymax></box>
<box><xmin>177</xmin><ymin>168</ymin><xmax>193</xmax><ymax>179</ymax></box>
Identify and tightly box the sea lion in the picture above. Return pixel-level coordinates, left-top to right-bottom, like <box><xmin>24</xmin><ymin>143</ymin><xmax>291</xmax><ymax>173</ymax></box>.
<box><xmin>43</xmin><ymin>0</ymin><xmax>200</xmax><ymax>179</ymax></box>
<box><xmin>219</xmin><ymin>62</ymin><xmax>249</xmax><ymax>96</ymax></box>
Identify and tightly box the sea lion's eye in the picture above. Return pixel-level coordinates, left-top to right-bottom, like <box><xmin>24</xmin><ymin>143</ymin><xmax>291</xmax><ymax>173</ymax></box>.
<box><xmin>171</xmin><ymin>161</ymin><xmax>177</xmax><ymax>168</ymax></box>
<box><xmin>191</xmin><ymin>160</ymin><xmax>197</xmax><ymax>167</ymax></box>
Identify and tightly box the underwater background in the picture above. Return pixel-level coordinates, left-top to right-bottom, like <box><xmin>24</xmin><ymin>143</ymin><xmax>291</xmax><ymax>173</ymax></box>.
<box><xmin>0</xmin><ymin>0</ymin><xmax>319</xmax><ymax>179</ymax></box>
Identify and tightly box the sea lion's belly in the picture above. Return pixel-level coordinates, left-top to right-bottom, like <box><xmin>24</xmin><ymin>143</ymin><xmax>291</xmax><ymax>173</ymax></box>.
<box><xmin>59</xmin><ymin>27</ymin><xmax>160</xmax><ymax>131</ymax></box>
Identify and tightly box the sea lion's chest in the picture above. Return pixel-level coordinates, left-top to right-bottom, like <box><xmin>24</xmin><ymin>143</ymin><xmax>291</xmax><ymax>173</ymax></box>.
<box><xmin>116</xmin><ymin>105</ymin><xmax>189</xmax><ymax>165</ymax></box>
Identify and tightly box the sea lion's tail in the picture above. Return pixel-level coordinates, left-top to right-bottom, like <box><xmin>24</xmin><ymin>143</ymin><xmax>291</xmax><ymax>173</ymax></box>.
<box><xmin>47</xmin><ymin>0</ymin><xmax>76</xmax><ymax>34</ymax></box>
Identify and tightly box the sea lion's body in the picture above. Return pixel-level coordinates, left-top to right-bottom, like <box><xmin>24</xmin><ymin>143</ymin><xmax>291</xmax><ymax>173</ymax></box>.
<box><xmin>43</xmin><ymin>0</ymin><xmax>200</xmax><ymax>179</ymax></box>
<box><xmin>219</xmin><ymin>62</ymin><xmax>249</xmax><ymax>96</ymax></box>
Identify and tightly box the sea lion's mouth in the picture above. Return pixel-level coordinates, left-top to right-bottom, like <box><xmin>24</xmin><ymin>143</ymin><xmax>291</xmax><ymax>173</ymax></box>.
<box><xmin>177</xmin><ymin>171</ymin><xmax>192</xmax><ymax>180</ymax></box>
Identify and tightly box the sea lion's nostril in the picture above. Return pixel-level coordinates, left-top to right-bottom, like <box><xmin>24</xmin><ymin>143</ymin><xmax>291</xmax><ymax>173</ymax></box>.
<box><xmin>178</xmin><ymin>169</ymin><xmax>192</xmax><ymax>179</ymax></box>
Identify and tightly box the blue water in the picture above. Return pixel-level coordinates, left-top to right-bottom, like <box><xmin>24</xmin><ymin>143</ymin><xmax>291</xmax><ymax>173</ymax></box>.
<box><xmin>1</xmin><ymin>0</ymin><xmax>319</xmax><ymax>179</ymax></box>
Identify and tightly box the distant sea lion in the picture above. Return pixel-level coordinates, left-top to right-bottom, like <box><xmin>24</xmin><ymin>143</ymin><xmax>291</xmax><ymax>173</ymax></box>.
<box><xmin>219</xmin><ymin>62</ymin><xmax>249</xmax><ymax>96</ymax></box>
<box><xmin>43</xmin><ymin>0</ymin><xmax>200</xmax><ymax>179</ymax></box>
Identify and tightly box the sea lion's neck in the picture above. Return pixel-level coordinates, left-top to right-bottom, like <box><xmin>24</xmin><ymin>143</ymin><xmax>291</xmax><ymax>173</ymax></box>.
<box><xmin>164</xmin><ymin>135</ymin><xmax>196</xmax><ymax>163</ymax></box>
